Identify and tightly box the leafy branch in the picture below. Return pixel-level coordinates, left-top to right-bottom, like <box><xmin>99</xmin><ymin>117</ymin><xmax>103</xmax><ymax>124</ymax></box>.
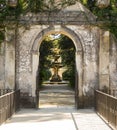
<box><xmin>80</xmin><ymin>0</ymin><xmax>117</xmax><ymax>37</ymax></box>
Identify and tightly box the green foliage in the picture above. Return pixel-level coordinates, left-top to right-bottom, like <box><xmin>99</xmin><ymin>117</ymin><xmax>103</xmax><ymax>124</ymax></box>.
<box><xmin>59</xmin><ymin>35</ymin><xmax>75</xmax><ymax>66</ymax></box>
<box><xmin>0</xmin><ymin>0</ymin><xmax>77</xmax><ymax>18</ymax></box>
<box><xmin>39</xmin><ymin>34</ymin><xmax>75</xmax><ymax>87</ymax></box>
<box><xmin>0</xmin><ymin>0</ymin><xmax>78</xmax><ymax>42</ymax></box>
<box><xmin>39</xmin><ymin>69</ymin><xmax>51</xmax><ymax>84</ymax></box>
<box><xmin>59</xmin><ymin>35</ymin><xmax>75</xmax><ymax>88</ymax></box>
<box><xmin>80</xmin><ymin>0</ymin><xmax>117</xmax><ymax>37</ymax></box>
<box><xmin>0</xmin><ymin>31</ymin><xmax>4</xmax><ymax>43</ymax></box>
<box><xmin>39</xmin><ymin>36</ymin><xmax>54</xmax><ymax>83</ymax></box>
<box><xmin>1</xmin><ymin>0</ymin><xmax>117</xmax><ymax>45</ymax></box>
<box><xmin>63</xmin><ymin>68</ymin><xmax>75</xmax><ymax>88</ymax></box>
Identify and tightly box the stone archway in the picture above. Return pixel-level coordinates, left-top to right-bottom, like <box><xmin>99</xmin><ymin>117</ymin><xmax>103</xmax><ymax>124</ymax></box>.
<box><xmin>31</xmin><ymin>25</ymin><xmax>83</xmax><ymax>108</ymax></box>
<box><xmin>1</xmin><ymin>1</ymin><xmax>116</xmax><ymax>108</ymax></box>
<box><xmin>13</xmin><ymin>1</ymin><xmax>101</xmax><ymax>108</ymax></box>
<box><xmin>16</xmin><ymin>23</ymin><xmax>100</xmax><ymax>108</ymax></box>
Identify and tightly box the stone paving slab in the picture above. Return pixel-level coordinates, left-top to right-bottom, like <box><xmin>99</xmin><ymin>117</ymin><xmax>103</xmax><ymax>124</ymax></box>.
<box><xmin>39</xmin><ymin>84</ymin><xmax>75</xmax><ymax>108</ymax></box>
<box><xmin>0</xmin><ymin>84</ymin><xmax>112</xmax><ymax>130</ymax></box>
<box><xmin>0</xmin><ymin>107</ymin><xmax>112</xmax><ymax>130</ymax></box>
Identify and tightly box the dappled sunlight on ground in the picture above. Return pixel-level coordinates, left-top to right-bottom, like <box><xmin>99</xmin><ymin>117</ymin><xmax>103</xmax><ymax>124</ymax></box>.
<box><xmin>0</xmin><ymin>108</ymin><xmax>77</xmax><ymax>130</ymax></box>
<box><xmin>0</xmin><ymin>108</ymin><xmax>111</xmax><ymax>130</ymax></box>
<box><xmin>0</xmin><ymin>84</ymin><xmax>112</xmax><ymax>130</ymax></box>
<box><xmin>39</xmin><ymin>84</ymin><xmax>75</xmax><ymax>108</ymax></box>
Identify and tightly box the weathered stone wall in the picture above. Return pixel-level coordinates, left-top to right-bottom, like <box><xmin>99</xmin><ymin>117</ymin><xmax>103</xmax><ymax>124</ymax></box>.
<box><xmin>71</xmin><ymin>26</ymin><xmax>100</xmax><ymax>95</ymax></box>
<box><xmin>14</xmin><ymin>2</ymin><xmax>99</xmax><ymax>108</ymax></box>
<box><xmin>99</xmin><ymin>30</ymin><xmax>110</xmax><ymax>92</ymax></box>
<box><xmin>16</xmin><ymin>25</ymin><xmax>47</xmax><ymax>107</ymax></box>
<box><xmin>16</xmin><ymin>24</ymin><xmax>100</xmax><ymax>107</ymax></box>
<box><xmin>110</xmin><ymin>34</ymin><xmax>117</xmax><ymax>91</ymax></box>
<box><xmin>16</xmin><ymin>26</ymin><xmax>48</xmax><ymax>89</ymax></box>
<box><xmin>5</xmin><ymin>27</ymin><xmax>16</xmax><ymax>90</ymax></box>
<box><xmin>68</xmin><ymin>25</ymin><xmax>100</xmax><ymax>107</ymax></box>
<box><xmin>0</xmin><ymin>1</ymin><xmax>117</xmax><ymax>108</ymax></box>
<box><xmin>0</xmin><ymin>26</ymin><xmax>16</xmax><ymax>90</ymax></box>
<box><xmin>0</xmin><ymin>42</ymin><xmax>5</xmax><ymax>89</ymax></box>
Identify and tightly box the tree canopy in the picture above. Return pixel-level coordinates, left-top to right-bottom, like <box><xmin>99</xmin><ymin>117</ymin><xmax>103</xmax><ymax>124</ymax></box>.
<box><xmin>0</xmin><ymin>0</ymin><xmax>117</xmax><ymax>42</ymax></box>
<box><xmin>59</xmin><ymin>35</ymin><xmax>75</xmax><ymax>87</ymax></box>
<box><xmin>39</xmin><ymin>34</ymin><xmax>75</xmax><ymax>87</ymax></box>
<box><xmin>0</xmin><ymin>0</ymin><xmax>77</xmax><ymax>43</ymax></box>
<box><xmin>81</xmin><ymin>0</ymin><xmax>117</xmax><ymax>37</ymax></box>
<box><xmin>39</xmin><ymin>35</ymin><xmax>54</xmax><ymax>83</ymax></box>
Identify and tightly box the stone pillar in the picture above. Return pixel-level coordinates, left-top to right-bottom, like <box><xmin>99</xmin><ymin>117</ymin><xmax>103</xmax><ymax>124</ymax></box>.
<box><xmin>75</xmin><ymin>50</ymin><xmax>83</xmax><ymax>108</ymax></box>
<box><xmin>5</xmin><ymin>26</ymin><xmax>16</xmax><ymax>89</ymax></box>
<box><xmin>32</xmin><ymin>51</ymin><xmax>39</xmax><ymax>96</ymax></box>
<box><xmin>0</xmin><ymin>42</ymin><xmax>5</xmax><ymax>89</ymax></box>
<box><xmin>32</xmin><ymin>51</ymin><xmax>40</xmax><ymax>107</ymax></box>
<box><xmin>99</xmin><ymin>30</ymin><xmax>110</xmax><ymax>92</ymax></box>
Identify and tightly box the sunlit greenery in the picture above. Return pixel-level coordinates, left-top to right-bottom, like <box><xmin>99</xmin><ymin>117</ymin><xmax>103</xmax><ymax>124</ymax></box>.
<box><xmin>0</xmin><ymin>0</ymin><xmax>117</xmax><ymax>42</ymax></box>
<box><xmin>81</xmin><ymin>0</ymin><xmax>117</xmax><ymax>37</ymax></box>
<box><xmin>0</xmin><ymin>0</ymin><xmax>77</xmax><ymax>18</ymax></box>
<box><xmin>0</xmin><ymin>31</ymin><xmax>4</xmax><ymax>42</ymax></box>
<box><xmin>39</xmin><ymin>36</ymin><xmax>53</xmax><ymax>84</ymax></box>
<box><xmin>59</xmin><ymin>35</ymin><xmax>75</xmax><ymax>88</ymax></box>
<box><xmin>1</xmin><ymin>0</ymin><xmax>116</xmax><ymax>87</ymax></box>
<box><xmin>0</xmin><ymin>0</ymin><xmax>77</xmax><ymax>43</ymax></box>
<box><xmin>39</xmin><ymin>34</ymin><xmax>75</xmax><ymax>87</ymax></box>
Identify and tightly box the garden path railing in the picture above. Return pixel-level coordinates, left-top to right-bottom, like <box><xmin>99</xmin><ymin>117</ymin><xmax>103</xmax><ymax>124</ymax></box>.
<box><xmin>0</xmin><ymin>89</ymin><xmax>20</xmax><ymax>125</ymax></box>
<box><xmin>95</xmin><ymin>90</ymin><xmax>117</xmax><ymax>130</ymax></box>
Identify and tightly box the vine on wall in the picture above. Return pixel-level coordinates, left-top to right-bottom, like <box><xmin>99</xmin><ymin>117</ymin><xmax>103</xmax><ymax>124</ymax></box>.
<box><xmin>81</xmin><ymin>0</ymin><xmax>117</xmax><ymax>37</ymax></box>
<box><xmin>0</xmin><ymin>0</ymin><xmax>117</xmax><ymax>42</ymax></box>
<box><xmin>0</xmin><ymin>0</ymin><xmax>77</xmax><ymax>43</ymax></box>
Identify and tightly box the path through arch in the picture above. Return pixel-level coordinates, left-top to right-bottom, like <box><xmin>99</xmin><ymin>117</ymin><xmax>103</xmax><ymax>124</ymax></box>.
<box><xmin>35</xmin><ymin>32</ymin><xmax>79</xmax><ymax>109</ymax></box>
<box><xmin>31</xmin><ymin>25</ymin><xmax>83</xmax><ymax>109</ymax></box>
<box><xmin>39</xmin><ymin>84</ymin><xmax>75</xmax><ymax>108</ymax></box>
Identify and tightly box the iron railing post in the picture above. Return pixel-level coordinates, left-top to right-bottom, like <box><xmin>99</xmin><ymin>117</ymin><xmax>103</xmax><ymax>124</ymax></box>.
<box><xmin>95</xmin><ymin>90</ymin><xmax>117</xmax><ymax>130</ymax></box>
<box><xmin>0</xmin><ymin>89</ymin><xmax>20</xmax><ymax>125</ymax></box>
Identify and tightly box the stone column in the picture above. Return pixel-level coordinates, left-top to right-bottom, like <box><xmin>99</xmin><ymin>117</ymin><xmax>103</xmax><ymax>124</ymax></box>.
<box><xmin>0</xmin><ymin>42</ymin><xmax>5</xmax><ymax>89</ymax></box>
<box><xmin>32</xmin><ymin>51</ymin><xmax>40</xmax><ymax>107</ymax></box>
<box><xmin>32</xmin><ymin>51</ymin><xmax>39</xmax><ymax>96</ymax></box>
<box><xmin>99</xmin><ymin>30</ymin><xmax>110</xmax><ymax>92</ymax></box>
<box><xmin>5</xmin><ymin>25</ymin><xmax>16</xmax><ymax>89</ymax></box>
<box><xmin>75</xmin><ymin>50</ymin><xmax>83</xmax><ymax>108</ymax></box>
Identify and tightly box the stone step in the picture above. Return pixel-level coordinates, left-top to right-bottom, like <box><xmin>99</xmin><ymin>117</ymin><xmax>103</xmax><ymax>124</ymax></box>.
<box><xmin>39</xmin><ymin>93</ymin><xmax>75</xmax><ymax>107</ymax></box>
<box><xmin>39</xmin><ymin>84</ymin><xmax>75</xmax><ymax>108</ymax></box>
<box><xmin>39</xmin><ymin>92</ymin><xmax>74</xmax><ymax>96</ymax></box>
<box><xmin>39</xmin><ymin>99</ymin><xmax>75</xmax><ymax>107</ymax></box>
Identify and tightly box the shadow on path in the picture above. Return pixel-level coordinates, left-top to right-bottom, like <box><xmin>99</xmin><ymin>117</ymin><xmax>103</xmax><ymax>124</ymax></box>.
<box><xmin>39</xmin><ymin>84</ymin><xmax>75</xmax><ymax>108</ymax></box>
<box><xmin>0</xmin><ymin>108</ymin><xmax>111</xmax><ymax>130</ymax></box>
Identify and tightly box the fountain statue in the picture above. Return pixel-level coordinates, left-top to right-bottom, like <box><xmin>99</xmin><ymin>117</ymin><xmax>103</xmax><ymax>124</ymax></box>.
<box><xmin>42</xmin><ymin>47</ymin><xmax>68</xmax><ymax>85</ymax></box>
<box><xmin>50</xmin><ymin>53</ymin><xmax>62</xmax><ymax>82</ymax></box>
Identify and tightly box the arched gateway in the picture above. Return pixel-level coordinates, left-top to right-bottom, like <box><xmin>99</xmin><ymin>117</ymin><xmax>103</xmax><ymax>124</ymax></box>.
<box><xmin>32</xmin><ymin>25</ymin><xmax>83</xmax><ymax>108</ymax></box>
<box><xmin>2</xmin><ymin>2</ymin><xmax>117</xmax><ymax>108</ymax></box>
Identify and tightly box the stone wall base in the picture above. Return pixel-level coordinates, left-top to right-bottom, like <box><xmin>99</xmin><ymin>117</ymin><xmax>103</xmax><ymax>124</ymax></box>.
<box><xmin>20</xmin><ymin>94</ymin><xmax>36</xmax><ymax>108</ymax></box>
<box><xmin>20</xmin><ymin>96</ymin><xmax>94</xmax><ymax>108</ymax></box>
<box><xmin>20</xmin><ymin>94</ymin><xmax>94</xmax><ymax>109</ymax></box>
<box><xmin>78</xmin><ymin>96</ymin><xmax>94</xmax><ymax>108</ymax></box>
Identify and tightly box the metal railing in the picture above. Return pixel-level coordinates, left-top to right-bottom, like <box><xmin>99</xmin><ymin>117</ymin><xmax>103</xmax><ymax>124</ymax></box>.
<box><xmin>109</xmin><ymin>89</ymin><xmax>117</xmax><ymax>98</ymax></box>
<box><xmin>0</xmin><ymin>89</ymin><xmax>20</xmax><ymax>125</ymax></box>
<box><xmin>0</xmin><ymin>89</ymin><xmax>13</xmax><ymax>96</ymax></box>
<box><xmin>95</xmin><ymin>90</ymin><xmax>117</xmax><ymax>130</ymax></box>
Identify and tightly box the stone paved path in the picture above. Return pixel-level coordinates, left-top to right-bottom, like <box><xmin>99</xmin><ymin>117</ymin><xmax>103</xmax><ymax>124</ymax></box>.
<box><xmin>0</xmin><ymin>108</ymin><xmax>112</xmax><ymax>130</ymax></box>
<box><xmin>39</xmin><ymin>84</ymin><xmax>75</xmax><ymax>108</ymax></box>
<box><xmin>0</xmin><ymin>84</ymin><xmax>112</xmax><ymax>130</ymax></box>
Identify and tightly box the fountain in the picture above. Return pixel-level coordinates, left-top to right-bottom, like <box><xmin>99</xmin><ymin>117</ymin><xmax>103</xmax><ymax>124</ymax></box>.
<box><xmin>43</xmin><ymin>47</ymin><xmax>69</xmax><ymax>85</ymax></box>
<box><xmin>50</xmin><ymin>54</ymin><xmax>62</xmax><ymax>82</ymax></box>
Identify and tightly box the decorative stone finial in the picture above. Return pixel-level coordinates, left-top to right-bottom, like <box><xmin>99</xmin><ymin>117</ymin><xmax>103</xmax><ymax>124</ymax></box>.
<box><xmin>96</xmin><ymin>0</ymin><xmax>110</xmax><ymax>8</ymax></box>
<box><xmin>7</xmin><ymin>0</ymin><xmax>18</xmax><ymax>7</ymax></box>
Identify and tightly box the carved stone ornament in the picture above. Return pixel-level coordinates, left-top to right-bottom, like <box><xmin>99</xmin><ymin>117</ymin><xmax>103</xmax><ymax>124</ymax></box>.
<box><xmin>7</xmin><ymin>0</ymin><xmax>18</xmax><ymax>7</ymax></box>
<box><xmin>96</xmin><ymin>0</ymin><xmax>110</xmax><ymax>8</ymax></box>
